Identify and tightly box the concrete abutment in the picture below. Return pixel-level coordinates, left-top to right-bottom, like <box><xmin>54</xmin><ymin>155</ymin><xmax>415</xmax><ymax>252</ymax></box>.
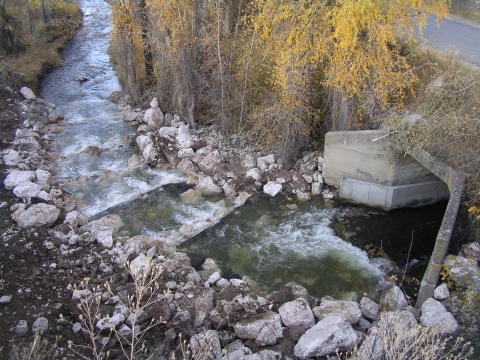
<box><xmin>323</xmin><ymin>130</ymin><xmax>465</xmax><ymax>307</ymax></box>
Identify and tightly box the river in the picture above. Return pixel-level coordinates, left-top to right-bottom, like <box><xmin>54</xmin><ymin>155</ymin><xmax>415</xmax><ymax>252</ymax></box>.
<box><xmin>39</xmin><ymin>0</ymin><xmax>446</xmax><ymax>301</ymax></box>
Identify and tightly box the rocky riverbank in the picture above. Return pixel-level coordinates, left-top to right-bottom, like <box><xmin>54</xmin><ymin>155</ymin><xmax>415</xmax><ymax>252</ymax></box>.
<box><xmin>0</xmin><ymin>87</ymin><xmax>478</xmax><ymax>358</ymax></box>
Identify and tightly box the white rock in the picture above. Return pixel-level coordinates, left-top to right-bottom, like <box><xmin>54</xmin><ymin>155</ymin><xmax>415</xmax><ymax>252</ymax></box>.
<box><xmin>143</xmin><ymin>143</ymin><xmax>159</xmax><ymax>164</ymax></box>
<box><xmin>20</xmin><ymin>87</ymin><xmax>36</xmax><ymax>100</ymax></box>
<box><xmin>32</xmin><ymin>317</ymin><xmax>48</xmax><ymax>334</ymax></box>
<box><xmin>13</xmin><ymin>181</ymin><xmax>42</xmax><ymax>199</ymax></box>
<box><xmin>242</xmin><ymin>155</ymin><xmax>256</xmax><ymax>169</ymax></box>
<box><xmin>129</xmin><ymin>254</ymin><xmax>151</xmax><ymax>276</ymax></box>
<box><xmin>178</xmin><ymin>148</ymin><xmax>195</xmax><ymax>159</ymax></box>
<box><xmin>0</xmin><ymin>295</ymin><xmax>12</xmax><ymax>304</ymax></box>
<box><xmin>195</xmin><ymin>176</ymin><xmax>222</xmax><ymax>194</ymax></box>
<box><xmin>263</xmin><ymin>181</ymin><xmax>282</xmax><ymax>197</ymax></box>
<box><xmin>379</xmin><ymin>284</ymin><xmax>408</xmax><ymax>312</ymax></box>
<box><xmin>246</xmin><ymin>168</ymin><xmax>262</xmax><ymax>181</ymax></box>
<box><xmin>293</xmin><ymin>315</ymin><xmax>360</xmax><ymax>359</ymax></box>
<box><xmin>278</xmin><ymin>298</ymin><xmax>315</xmax><ymax>328</ymax></box>
<box><xmin>17</xmin><ymin>204</ymin><xmax>60</xmax><ymax>228</ymax></box>
<box><xmin>312</xmin><ymin>299</ymin><xmax>362</xmax><ymax>324</ymax></box>
<box><xmin>176</xmin><ymin>124</ymin><xmax>194</xmax><ymax>148</ymax></box>
<box><xmin>190</xmin><ymin>330</ymin><xmax>222</xmax><ymax>359</ymax></box>
<box><xmin>96</xmin><ymin>314</ymin><xmax>125</xmax><ymax>330</ymax></box>
<box><xmin>198</xmin><ymin>149</ymin><xmax>223</xmax><ymax>173</ymax></box>
<box><xmin>207</xmin><ymin>271</ymin><xmax>222</xmax><ymax>285</ymax></box>
<box><xmin>360</xmin><ymin>297</ymin><xmax>380</xmax><ymax>321</ymax></box>
<box><xmin>222</xmin><ymin>182</ymin><xmax>237</xmax><ymax>197</ymax></box>
<box><xmin>233</xmin><ymin>311</ymin><xmax>282</xmax><ymax>346</ymax></box>
<box><xmin>135</xmin><ymin>134</ymin><xmax>152</xmax><ymax>152</ymax></box>
<box><xmin>311</xmin><ymin>181</ymin><xmax>323</xmax><ymax>195</ymax></box>
<box><xmin>15</xmin><ymin>320</ymin><xmax>28</xmax><ymax>336</ymax></box>
<box><xmin>296</xmin><ymin>191</ymin><xmax>311</xmax><ymax>201</ymax></box>
<box><xmin>4</xmin><ymin>171</ymin><xmax>35</xmax><ymax>189</ymax></box>
<box><xmin>3</xmin><ymin>149</ymin><xmax>22</xmax><ymax>166</ymax></box>
<box><xmin>158</xmin><ymin>126</ymin><xmax>178</xmax><ymax>140</ymax></box>
<box><xmin>420</xmin><ymin>298</ymin><xmax>459</xmax><ymax>335</ymax></box>
<box><xmin>434</xmin><ymin>282</ymin><xmax>450</xmax><ymax>300</ymax></box>
<box><xmin>35</xmin><ymin>170</ymin><xmax>51</xmax><ymax>187</ymax></box>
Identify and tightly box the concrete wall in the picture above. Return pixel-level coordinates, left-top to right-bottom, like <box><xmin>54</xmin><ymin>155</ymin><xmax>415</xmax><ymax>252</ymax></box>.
<box><xmin>322</xmin><ymin>129</ymin><xmax>466</xmax><ymax>307</ymax></box>
<box><xmin>323</xmin><ymin>130</ymin><xmax>449</xmax><ymax>210</ymax></box>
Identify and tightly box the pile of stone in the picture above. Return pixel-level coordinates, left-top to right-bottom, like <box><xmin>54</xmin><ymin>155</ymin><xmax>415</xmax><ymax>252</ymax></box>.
<box><xmin>2</xmin><ymin>88</ymin><xmax>83</xmax><ymax>229</ymax></box>
<box><xmin>118</xmin><ymin>96</ymin><xmax>334</xmax><ymax>203</ymax></box>
<box><xmin>63</xmin><ymin>235</ymin><xmax>461</xmax><ymax>359</ymax></box>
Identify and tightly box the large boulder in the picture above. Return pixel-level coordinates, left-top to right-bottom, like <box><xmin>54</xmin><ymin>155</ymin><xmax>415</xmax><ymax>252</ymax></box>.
<box><xmin>4</xmin><ymin>171</ymin><xmax>36</xmax><ymax>190</ymax></box>
<box><xmin>420</xmin><ymin>298</ymin><xmax>459</xmax><ymax>335</ymax></box>
<box><xmin>293</xmin><ymin>315</ymin><xmax>360</xmax><ymax>359</ymax></box>
<box><xmin>143</xmin><ymin>98</ymin><xmax>164</xmax><ymax>127</ymax></box>
<box><xmin>81</xmin><ymin>214</ymin><xmax>124</xmax><ymax>249</ymax></box>
<box><xmin>233</xmin><ymin>311</ymin><xmax>283</xmax><ymax>346</ymax></box>
<box><xmin>17</xmin><ymin>204</ymin><xmax>60</xmax><ymax>228</ymax></box>
<box><xmin>459</xmin><ymin>242</ymin><xmax>480</xmax><ymax>262</ymax></box>
<box><xmin>278</xmin><ymin>298</ymin><xmax>315</xmax><ymax>328</ymax></box>
<box><xmin>312</xmin><ymin>299</ymin><xmax>362</xmax><ymax>324</ymax></box>
<box><xmin>379</xmin><ymin>284</ymin><xmax>408</xmax><ymax>312</ymax></box>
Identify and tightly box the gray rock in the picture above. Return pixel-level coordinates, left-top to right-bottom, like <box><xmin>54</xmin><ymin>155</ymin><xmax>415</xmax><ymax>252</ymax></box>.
<box><xmin>143</xmin><ymin>143</ymin><xmax>159</xmax><ymax>164</ymax></box>
<box><xmin>0</xmin><ymin>295</ymin><xmax>12</xmax><ymax>304</ymax></box>
<box><xmin>143</xmin><ymin>107</ymin><xmax>164</xmax><ymax>127</ymax></box>
<box><xmin>360</xmin><ymin>297</ymin><xmax>380</xmax><ymax>321</ymax></box>
<box><xmin>3</xmin><ymin>149</ymin><xmax>22</xmax><ymax>166</ymax></box>
<box><xmin>117</xmin><ymin>324</ymin><xmax>132</xmax><ymax>338</ymax></box>
<box><xmin>278</xmin><ymin>298</ymin><xmax>315</xmax><ymax>328</ymax></box>
<box><xmin>17</xmin><ymin>203</ymin><xmax>60</xmax><ymax>228</ymax></box>
<box><xmin>296</xmin><ymin>190</ymin><xmax>311</xmax><ymax>201</ymax></box>
<box><xmin>434</xmin><ymin>282</ymin><xmax>450</xmax><ymax>300</ymax></box>
<box><xmin>20</xmin><ymin>87</ymin><xmax>36</xmax><ymax>100</ymax></box>
<box><xmin>244</xmin><ymin>350</ymin><xmax>281</xmax><ymax>360</ymax></box>
<box><xmin>263</xmin><ymin>181</ymin><xmax>282</xmax><ymax>197</ymax></box>
<box><xmin>15</xmin><ymin>320</ymin><xmax>28</xmax><ymax>336</ymax></box>
<box><xmin>460</xmin><ymin>242</ymin><xmax>480</xmax><ymax>262</ymax></box>
<box><xmin>420</xmin><ymin>298</ymin><xmax>459</xmax><ymax>335</ymax></box>
<box><xmin>128</xmin><ymin>154</ymin><xmax>141</xmax><ymax>169</ymax></box>
<box><xmin>4</xmin><ymin>170</ymin><xmax>36</xmax><ymax>189</ymax></box>
<box><xmin>222</xmin><ymin>182</ymin><xmax>237</xmax><ymax>197</ymax></box>
<box><xmin>443</xmin><ymin>254</ymin><xmax>480</xmax><ymax>289</ymax></box>
<box><xmin>293</xmin><ymin>315</ymin><xmax>360</xmax><ymax>359</ymax></box>
<box><xmin>158</xmin><ymin>126</ymin><xmax>178</xmax><ymax>140</ymax></box>
<box><xmin>233</xmin><ymin>311</ymin><xmax>282</xmax><ymax>346</ymax></box>
<box><xmin>35</xmin><ymin>169</ymin><xmax>51</xmax><ymax>187</ymax></box>
<box><xmin>242</xmin><ymin>155</ymin><xmax>256</xmax><ymax>170</ymax></box>
<box><xmin>136</xmin><ymin>134</ymin><xmax>152</xmax><ymax>152</ymax></box>
<box><xmin>190</xmin><ymin>330</ymin><xmax>222</xmax><ymax>359</ymax></box>
<box><xmin>177</xmin><ymin>159</ymin><xmax>199</xmax><ymax>174</ymax></box>
<box><xmin>13</xmin><ymin>181</ymin><xmax>42</xmax><ymax>199</ymax></box>
<box><xmin>195</xmin><ymin>176</ymin><xmax>222</xmax><ymax>194</ymax></box>
<box><xmin>311</xmin><ymin>181</ymin><xmax>323</xmax><ymax>195</ymax></box>
<box><xmin>207</xmin><ymin>271</ymin><xmax>222</xmax><ymax>285</ymax></box>
<box><xmin>130</xmin><ymin>254</ymin><xmax>151</xmax><ymax>276</ymax></box>
<box><xmin>198</xmin><ymin>150</ymin><xmax>223</xmax><ymax>174</ymax></box>
<box><xmin>379</xmin><ymin>284</ymin><xmax>408</xmax><ymax>312</ymax></box>
<box><xmin>32</xmin><ymin>317</ymin><xmax>48</xmax><ymax>334</ymax></box>
<box><xmin>246</xmin><ymin>168</ymin><xmax>262</xmax><ymax>181</ymax></box>
<box><xmin>96</xmin><ymin>314</ymin><xmax>125</xmax><ymax>330</ymax></box>
<box><xmin>312</xmin><ymin>299</ymin><xmax>362</xmax><ymax>324</ymax></box>
<box><xmin>178</xmin><ymin>148</ymin><xmax>195</xmax><ymax>159</ymax></box>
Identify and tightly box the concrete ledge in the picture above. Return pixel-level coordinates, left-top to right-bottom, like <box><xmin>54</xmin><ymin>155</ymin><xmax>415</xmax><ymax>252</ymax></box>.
<box><xmin>339</xmin><ymin>178</ymin><xmax>450</xmax><ymax>210</ymax></box>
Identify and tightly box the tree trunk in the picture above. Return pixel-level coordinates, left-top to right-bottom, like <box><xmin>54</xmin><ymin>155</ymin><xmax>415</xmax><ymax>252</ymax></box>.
<box><xmin>195</xmin><ymin>0</ymin><xmax>208</xmax><ymax>38</ymax></box>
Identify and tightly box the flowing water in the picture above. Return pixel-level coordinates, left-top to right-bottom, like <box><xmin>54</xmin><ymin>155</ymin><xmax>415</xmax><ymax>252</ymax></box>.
<box><xmin>39</xmin><ymin>0</ymin><xmax>445</xmax><ymax>302</ymax></box>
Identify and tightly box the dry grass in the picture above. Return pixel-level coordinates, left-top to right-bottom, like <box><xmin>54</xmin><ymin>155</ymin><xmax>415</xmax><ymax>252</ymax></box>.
<box><xmin>386</xmin><ymin>44</ymin><xmax>480</xmax><ymax>240</ymax></box>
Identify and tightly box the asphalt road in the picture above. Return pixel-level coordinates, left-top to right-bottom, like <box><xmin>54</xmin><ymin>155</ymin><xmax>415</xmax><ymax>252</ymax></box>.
<box><xmin>418</xmin><ymin>15</ymin><xmax>480</xmax><ymax>67</ymax></box>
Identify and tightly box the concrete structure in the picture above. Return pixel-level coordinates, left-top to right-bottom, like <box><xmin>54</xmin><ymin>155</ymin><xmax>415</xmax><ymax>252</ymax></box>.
<box><xmin>323</xmin><ymin>130</ymin><xmax>449</xmax><ymax>210</ymax></box>
<box><xmin>323</xmin><ymin>130</ymin><xmax>465</xmax><ymax>307</ymax></box>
